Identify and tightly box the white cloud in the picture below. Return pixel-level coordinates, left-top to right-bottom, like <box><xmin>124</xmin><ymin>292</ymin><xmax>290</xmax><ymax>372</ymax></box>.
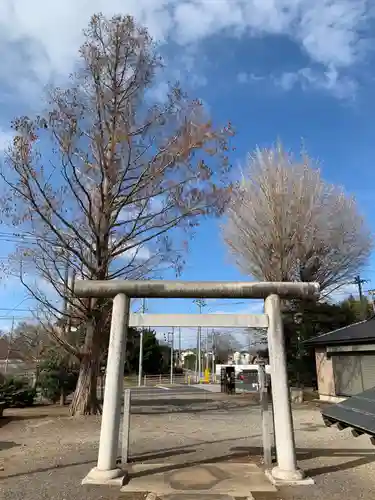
<box><xmin>295</xmin><ymin>1</ymin><xmax>370</xmax><ymax>68</ymax></box>
<box><xmin>0</xmin><ymin>128</ymin><xmax>13</xmax><ymax>152</ymax></box>
<box><xmin>123</xmin><ymin>245</ymin><xmax>152</xmax><ymax>261</ymax></box>
<box><xmin>274</xmin><ymin>65</ymin><xmax>357</xmax><ymax>98</ymax></box>
<box><xmin>237</xmin><ymin>72</ymin><xmax>265</xmax><ymax>85</ymax></box>
<box><xmin>0</xmin><ymin>1</ymin><xmax>372</xmax><ymax>102</ymax></box>
<box><xmin>109</xmin><ymin>234</ymin><xmax>152</xmax><ymax>261</ymax></box>
<box><xmin>147</xmin><ymin>81</ymin><xmax>171</xmax><ymax>103</ymax></box>
<box><xmin>118</xmin><ymin>196</ymin><xmax>166</xmax><ymax>223</ymax></box>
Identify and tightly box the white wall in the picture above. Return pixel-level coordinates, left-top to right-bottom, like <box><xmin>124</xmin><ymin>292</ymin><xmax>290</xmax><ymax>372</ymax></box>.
<box><xmin>215</xmin><ymin>363</ymin><xmax>271</xmax><ymax>377</ymax></box>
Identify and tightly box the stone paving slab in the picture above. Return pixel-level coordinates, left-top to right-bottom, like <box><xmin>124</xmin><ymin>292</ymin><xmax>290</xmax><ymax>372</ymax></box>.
<box><xmin>142</xmin><ymin>491</ymin><xmax>282</xmax><ymax>500</ymax></box>
<box><xmin>142</xmin><ymin>493</ymin><xmax>280</xmax><ymax>500</ymax></box>
<box><xmin>120</xmin><ymin>462</ymin><xmax>276</xmax><ymax>497</ymax></box>
<box><xmin>160</xmin><ymin>495</ymin><xmax>237</xmax><ymax>500</ymax></box>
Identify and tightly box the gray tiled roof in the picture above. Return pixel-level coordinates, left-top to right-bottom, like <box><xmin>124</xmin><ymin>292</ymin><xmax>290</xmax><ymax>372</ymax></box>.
<box><xmin>305</xmin><ymin>316</ymin><xmax>375</xmax><ymax>346</ymax></box>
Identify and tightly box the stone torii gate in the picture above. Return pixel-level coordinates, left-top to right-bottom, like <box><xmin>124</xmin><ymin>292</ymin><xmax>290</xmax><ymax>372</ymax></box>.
<box><xmin>73</xmin><ymin>279</ymin><xmax>319</xmax><ymax>486</ymax></box>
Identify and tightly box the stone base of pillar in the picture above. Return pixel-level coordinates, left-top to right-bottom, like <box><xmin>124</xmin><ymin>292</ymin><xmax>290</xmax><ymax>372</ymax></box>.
<box><xmin>265</xmin><ymin>467</ymin><xmax>314</xmax><ymax>486</ymax></box>
<box><xmin>82</xmin><ymin>466</ymin><xmax>128</xmax><ymax>486</ymax></box>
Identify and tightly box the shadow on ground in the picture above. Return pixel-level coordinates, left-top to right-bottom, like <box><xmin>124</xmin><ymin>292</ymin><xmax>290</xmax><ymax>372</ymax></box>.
<box><xmin>231</xmin><ymin>445</ymin><xmax>375</xmax><ymax>477</ymax></box>
<box><xmin>298</xmin><ymin>423</ymin><xmax>327</xmax><ymax>432</ymax></box>
<box><xmin>2</xmin><ymin>437</ymin><xmax>373</xmax><ymax>482</ymax></box>
<box><xmin>130</xmin><ymin>397</ymin><xmax>257</xmax><ymax>414</ymax></box>
<box><xmin>0</xmin><ymin>405</ymin><xmax>73</xmax><ymax>427</ymax></box>
<box><xmin>123</xmin><ymin>452</ymin><xmax>257</xmax><ymax>483</ymax></box>
<box><xmin>125</xmin><ymin>447</ymin><xmax>196</xmax><ymax>463</ymax></box>
<box><xmin>0</xmin><ymin>436</ymin><xmax>250</xmax><ymax>480</ymax></box>
<box><xmin>0</xmin><ymin>414</ymin><xmax>59</xmax><ymax>428</ymax></box>
<box><xmin>0</xmin><ymin>459</ymin><xmax>97</xmax><ymax>480</ymax></box>
<box><xmin>129</xmin><ymin>435</ymin><xmax>256</xmax><ymax>463</ymax></box>
<box><xmin>0</xmin><ymin>441</ymin><xmax>19</xmax><ymax>452</ymax></box>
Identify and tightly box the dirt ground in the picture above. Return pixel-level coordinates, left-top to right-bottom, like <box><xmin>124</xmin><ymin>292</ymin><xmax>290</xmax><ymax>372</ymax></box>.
<box><xmin>1</xmin><ymin>395</ymin><xmax>375</xmax><ymax>500</ymax></box>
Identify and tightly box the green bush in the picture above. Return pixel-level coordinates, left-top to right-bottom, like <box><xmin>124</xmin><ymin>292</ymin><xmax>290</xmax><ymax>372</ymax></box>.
<box><xmin>38</xmin><ymin>353</ymin><xmax>79</xmax><ymax>404</ymax></box>
<box><xmin>0</xmin><ymin>376</ymin><xmax>36</xmax><ymax>408</ymax></box>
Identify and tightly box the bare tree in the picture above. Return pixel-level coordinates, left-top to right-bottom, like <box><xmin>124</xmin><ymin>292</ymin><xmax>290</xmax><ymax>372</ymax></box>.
<box><xmin>213</xmin><ymin>330</ymin><xmax>243</xmax><ymax>363</ymax></box>
<box><xmin>245</xmin><ymin>327</ymin><xmax>267</xmax><ymax>351</ymax></box>
<box><xmin>10</xmin><ymin>322</ymin><xmax>51</xmax><ymax>386</ymax></box>
<box><xmin>223</xmin><ymin>143</ymin><xmax>372</xmax><ymax>292</ymax></box>
<box><xmin>0</xmin><ymin>14</ymin><xmax>234</xmax><ymax>415</ymax></box>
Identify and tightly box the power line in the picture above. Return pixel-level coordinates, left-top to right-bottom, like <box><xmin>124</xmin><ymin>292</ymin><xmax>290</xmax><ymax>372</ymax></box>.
<box><xmin>0</xmin><ymin>308</ymin><xmax>34</xmax><ymax>312</ymax></box>
<box><xmin>0</xmin><ymin>317</ymin><xmax>36</xmax><ymax>321</ymax></box>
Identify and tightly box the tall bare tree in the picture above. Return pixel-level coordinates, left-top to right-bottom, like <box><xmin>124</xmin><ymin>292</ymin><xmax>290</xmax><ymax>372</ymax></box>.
<box><xmin>223</xmin><ymin>143</ymin><xmax>372</xmax><ymax>292</ymax></box>
<box><xmin>0</xmin><ymin>14</ymin><xmax>234</xmax><ymax>415</ymax></box>
<box><xmin>245</xmin><ymin>327</ymin><xmax>268</xmax><ymax>351</ymax></box>
<box><xmin>10</xmin><ymin>322</ymin><xmax>51</xmax><ymax>386</ymax></box>
<box><xmin>213</xmin><ymin>330</ymin><xmax>243</xmax><ymax>363</ymax></box>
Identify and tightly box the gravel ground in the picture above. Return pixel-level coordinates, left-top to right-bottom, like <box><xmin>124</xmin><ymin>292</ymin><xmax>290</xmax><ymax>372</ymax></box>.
<box><xmin>279</xmin><ymin>404</ymin><xmax>375</xmax><ymax>500</ymax></box>
<box><xmin>1</xmin><ymin>395</ymin><xmax>375</xmax><ymax>500</ymax></box>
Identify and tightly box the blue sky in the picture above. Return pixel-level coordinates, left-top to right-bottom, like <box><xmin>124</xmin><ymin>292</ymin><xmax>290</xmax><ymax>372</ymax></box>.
<box><xmin>0</xmin><ymin>1</ymin><xmax>374</xmax><ymax>348</ymax></box>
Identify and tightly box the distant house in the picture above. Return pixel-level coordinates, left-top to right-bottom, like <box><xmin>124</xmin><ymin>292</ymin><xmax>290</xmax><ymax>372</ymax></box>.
<box><xmin>180</xmin><ymin>350</ymin><xmax>195</xmax><ymax>362</ymax></box>
<box><xmin>228</xmin><ymin>349</ymin><xmax>268</xmax><ymax>366</ymax></box>
<box><xmin>305</xmin><ymin>317</ymin><xmax>375</xmax><ymax>402</ymax></box>
<box><xmin>0</xmin><ymin>336</ymin><xmax>34</xmax><ymax>376</ymax></box>
<box><xmin>180</xmin><ymin>350</ymin><xmax>196</xmax><ymax>369</ymax></box>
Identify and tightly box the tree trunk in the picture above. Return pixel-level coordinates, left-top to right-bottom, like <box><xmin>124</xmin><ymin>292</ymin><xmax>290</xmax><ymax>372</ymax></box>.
<box><xmin>60</xmin><ymin>389</ymin><xmax>66</xmax><ymax>406</ymax></box>
<box><xmin>69</xmin><ymin>317</ymin><xmax>104</xmax><ymax>416</ymax></box>
<box><xmin>33</xmin><ymin>365</ymin><xmax>40</xmax><ymax>389</ymax></box>
<box><xmin>70</xmin><ymin>351</ymin><xmax>101</xmax><ymax>415</ymax></box>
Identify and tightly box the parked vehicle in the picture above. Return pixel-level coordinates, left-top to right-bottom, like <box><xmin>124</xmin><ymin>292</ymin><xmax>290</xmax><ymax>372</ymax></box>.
<box><xmin>236</xmin><ymin>369</ymin><xmax>260</xmax><ymax>392</ymax></box>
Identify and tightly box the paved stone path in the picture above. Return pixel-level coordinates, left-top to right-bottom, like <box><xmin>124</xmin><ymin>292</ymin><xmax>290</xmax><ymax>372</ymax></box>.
<box><xmin>119</xmin><ymin>461</ymin><xmax>276</xmax><ymax>499</ymax></box>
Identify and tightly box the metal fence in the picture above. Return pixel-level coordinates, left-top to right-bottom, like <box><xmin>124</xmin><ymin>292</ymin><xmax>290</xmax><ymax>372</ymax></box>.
<box><xmin>97</xmin><ymin>372</ymin><xmax>193</xmax><ymax>400</ymax></box>
<box><xmin>124</xmin><ymin>373</ymin><xmax>190</xmax><ymax>387</ymax></box>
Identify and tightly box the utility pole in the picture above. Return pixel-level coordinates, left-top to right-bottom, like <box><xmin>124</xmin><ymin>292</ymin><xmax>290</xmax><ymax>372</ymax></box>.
<box><xmin>205</xmin><ymin>328</ymin><xmax>209</xmax><ymax>371</ymax></box>
<box><xmin>354</xmin><ymin>275</ymin><xmax>365</xmax><ymax>301</ymax></box>
<box><xmin>170</xmin><ymin>328</ymin><xmax>174</xmax><ymax>384</ymax></box>
<box><xmin>353</xmin><ymin>275</ymin><xmax>369</xmax><ymax>320</ymax></box>
<box><xmin>178</xmin><ymin>327</ymin><xmax>181</xmax><ymax>367</ymax></box>
<box><xmin>211</xmin><ymin>329</ymin><xmax>215</xmax><ymax>381</ymax></box>
<box><xmin>194</xmin><ymin>329</ymin><xmax>199</xmax><ymax>381</ymax></box>
<box><xmin>138</xmin><ymin>298</ymin><xmax>146</xmax><ymax>387</ymax></box>
<box><xmin>193</xmin><ymin>299</ymin><xmax>206</xmax><ymax>382</ymax></box>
